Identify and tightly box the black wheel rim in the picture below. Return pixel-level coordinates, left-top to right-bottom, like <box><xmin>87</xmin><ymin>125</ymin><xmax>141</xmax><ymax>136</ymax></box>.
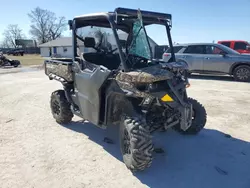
<box><xmin>123</xmin><ymin>129</ymin><xmax>131</xmax><ymax>154</ymax></box>
<box><xmin>52</xmin><ymin>100</ymin><xmax>60</xmax><ymax>115</ymax></box>
<box><xmin>236</xmin><ymin>68</ymin><xmax>250</xmax><ymax>80</ymax></box>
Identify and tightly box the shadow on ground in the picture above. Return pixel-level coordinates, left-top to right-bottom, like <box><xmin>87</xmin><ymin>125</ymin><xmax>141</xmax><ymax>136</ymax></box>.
<box><xmin>189</xmin><ymin>74</ymin><xmax>236</xmax><ymax>82</ymax></box>
<box><xmin>62</xmin><ymin>121</ymin><xmax>250</xmax><ymax>188</ymax></box>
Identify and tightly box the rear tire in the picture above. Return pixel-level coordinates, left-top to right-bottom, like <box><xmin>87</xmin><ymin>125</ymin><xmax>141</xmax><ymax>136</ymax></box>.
<box><xmin>233</xmin><ymin>65</ymin><xmax>250</xmax><ymax>82</ymax></box>
<box><xmin>13</xmin><ymin>60</ymin><xmax>20</xmax><ymax>67</ymax></box>
<box><xmin>173</xmin><ymin>98</ymin><xmax>207</xmax><ymax>135</ymax></box>
<box><xmin>50</xmin><ymin>90</ymin><xmax>73</xmax><ymax>124</ymax></box>
<box><xmin>120</xmin><ymin>116</ymin><xmax>154</xmax><ymax>171</ymax></box>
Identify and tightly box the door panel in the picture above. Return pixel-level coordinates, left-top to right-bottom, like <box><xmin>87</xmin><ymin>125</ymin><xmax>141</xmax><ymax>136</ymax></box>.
<box><xmin>203</xmin><ymin>54</ymin><xmax>229</xmax><ymax>73</ymax></box>
<box><xmin>203</xmin><ymin>45</ymin><xmax>231</xmax><ymax>73</ymax></box>
<box><xmin>187</xmin><ymin>54</ymin><xmax>204</xmax><ymax>72</ymax></box>
<box><xmin>180</xmin><ymin>45</ymin><xmax>206</xmax><ymax>72</ymax></box>
<box><xmin>177</xmin><ymin>54</ymin><xmax>204</xmax><ymax>72</ymax></box>
<box><xmin>74</xmin><ymin>62</ymin><xmax>111</xmax><ymax>125</ymax></box>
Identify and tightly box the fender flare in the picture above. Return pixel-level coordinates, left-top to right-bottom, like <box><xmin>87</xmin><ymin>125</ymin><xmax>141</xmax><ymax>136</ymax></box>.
<box><xmin>229</xmin><ymin>62</ymin><xmax>250</xmax><ymax>75</ymax></box>
<box><xmin>105</xmin><ymin>92</ymin><xmax>137</xmax><ymax>125</ymax></box>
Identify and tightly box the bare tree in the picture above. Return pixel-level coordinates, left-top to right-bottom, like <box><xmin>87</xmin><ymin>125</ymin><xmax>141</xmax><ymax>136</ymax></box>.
<box><xmin>28</xmin><ymin>7</ymin><xmax>67</xmax><ymax>44</ymax></box>
<box><xmin>2</xmin><ymin>24</ymin><xmax>25</xmax><ymax>48</ymax></box>
<box><xmin>0</xmin><ymin>38</ymin><xmax>11</xmax><ymax>48</ymax></box>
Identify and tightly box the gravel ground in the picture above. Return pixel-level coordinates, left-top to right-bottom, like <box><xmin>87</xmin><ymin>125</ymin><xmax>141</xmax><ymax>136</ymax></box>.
<box><xmin>0</xmin><ymin>70</ymin><xmax>250</xmax><ymax>188</ymax></box>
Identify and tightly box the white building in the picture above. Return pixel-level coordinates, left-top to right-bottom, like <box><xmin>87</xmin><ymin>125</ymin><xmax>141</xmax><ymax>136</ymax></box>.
<box><xmin>39</xmin><ymin>34</ymin><xmax>158</xmax><ymax>58</ymax></box>
<box><xmin>39</xmin><ymin>37</ymin><xmax>83</xmax><ymax>57</ymax></box>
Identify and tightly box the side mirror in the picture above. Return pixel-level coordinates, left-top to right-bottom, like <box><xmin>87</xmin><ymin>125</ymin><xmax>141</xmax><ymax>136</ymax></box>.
<box><xmin>220</xmin><ymin>51</ymin><xmax>227</xmax><ymax>57</ymax></box>
<box><xmin>84</xmin><ymin>37</ymin><xmax>96</xmax><ymax>48</ymax></box>
<box><xmin>68</xmin><ymin>20</ymin><xmax>73</xmax><ymax>30</ymax></box>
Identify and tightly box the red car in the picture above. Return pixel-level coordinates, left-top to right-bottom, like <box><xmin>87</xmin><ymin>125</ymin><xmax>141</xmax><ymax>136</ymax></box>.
<box><xmin>218</xmin><ymin>40</ymin><xmax>250</xmax><ymax>54</ymax></box>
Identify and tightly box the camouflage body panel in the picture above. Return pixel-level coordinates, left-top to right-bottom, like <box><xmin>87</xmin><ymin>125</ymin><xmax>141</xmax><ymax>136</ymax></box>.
<box><xmin>45</xmin><ymin>61</ymin><xmax>73</xmax><ymax>82</ymax></box>
<box><xmin>115</xmin><ymin>65</ymin><xmax>174</xmax><ymax>84</ymax></box>
<box><xmin>116</xmin><ymin>80</ymin><xmax>151</xmax><ymax>98</ymax></box>
<box><xmin>115</xmin><ymin>65</ymin><xmax>174</xmax><ymax>98</ymax></box>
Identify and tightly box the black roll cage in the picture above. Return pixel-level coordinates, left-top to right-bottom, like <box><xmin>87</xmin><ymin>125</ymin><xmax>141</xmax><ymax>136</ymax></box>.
<box><xmin>68</xmin><ymin>7</ymin><xmax>176</xmax><ymax>72</ymax></box>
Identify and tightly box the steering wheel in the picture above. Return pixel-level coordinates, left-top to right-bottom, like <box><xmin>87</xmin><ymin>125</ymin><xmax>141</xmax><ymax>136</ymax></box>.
<box><xmin>107</xmin><ymin>48</ymin><xmax>118</xmax><ymax>54</ymax></box>
<box><xmin>126</xmin><ymin>53</ymin><xmax>149</xmax><ymax>69</ymax></box>
<box><xmin>129</xmin><ymin>53</ymin><xmax>148</xmax><ymax>62</ymax></box>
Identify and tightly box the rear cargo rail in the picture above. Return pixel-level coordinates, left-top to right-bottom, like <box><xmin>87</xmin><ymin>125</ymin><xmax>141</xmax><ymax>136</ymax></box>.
<box><xmin>44</xmin><ymin>59</ymin><xmax>74</xmax><ymax>82</ymax></box>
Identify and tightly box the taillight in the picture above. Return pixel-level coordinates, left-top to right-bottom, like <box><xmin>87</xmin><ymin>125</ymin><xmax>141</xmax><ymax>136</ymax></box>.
<box><xmin>163</xmin><ymin>53</ymin><xmax>170</xmax><ymax>57</ymax></box>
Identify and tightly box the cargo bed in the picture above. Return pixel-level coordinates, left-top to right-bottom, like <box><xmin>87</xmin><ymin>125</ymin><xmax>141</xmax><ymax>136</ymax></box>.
<box><xmin>44</xmin><ymin>58</ymin><xmax>74</xmax><ymax>82</ymax></box>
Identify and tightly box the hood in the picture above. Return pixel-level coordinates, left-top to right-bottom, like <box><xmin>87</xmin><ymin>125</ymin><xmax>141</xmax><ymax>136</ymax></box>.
<box><xmin>115</xmin><ymin>61</ymin><xmax>188</xmax><ymax>84</ymax></box>
<box><xmin>229</xmin><ymin>53</ymin><xmax>250</xmax><ymax>60</ymax></box>
<box><xmin>241</xmin><ymin>53</ymin><xmax>250</xmax><ymax>56</ymax></box>
<box><xmin>116</xmin><ymin>63</ymin><xmax>175</xmax><ymax>84</ymax></box>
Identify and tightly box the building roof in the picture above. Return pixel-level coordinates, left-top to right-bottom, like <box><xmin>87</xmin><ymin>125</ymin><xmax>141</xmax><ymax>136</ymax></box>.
<box><xmin>38</xmin><ymin>33</ymin><xmax>158</xmax><ymax>48</ymax></box>
<box><xmin>39</xmin><ymin>37</ymin><xmax>85</xmax><ymax>47</ymax></box>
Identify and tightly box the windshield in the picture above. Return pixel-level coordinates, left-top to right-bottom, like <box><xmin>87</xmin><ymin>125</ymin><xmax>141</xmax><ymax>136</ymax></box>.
<box><xmin>127</xmin><ymin>11</ymin><xmax>171</xmax><ymax>61</ymax></box>
<box><xmin>128</xmin><ymin>17</ymin><xmax>152</xmax><ymax>60</ymax></box>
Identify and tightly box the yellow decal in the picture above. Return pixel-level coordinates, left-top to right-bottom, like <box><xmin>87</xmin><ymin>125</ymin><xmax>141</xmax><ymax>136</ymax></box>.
<box><xmin>161</xmin><ymin>94</ymin><xmax>174</xmax><ymax>102</ymax></box>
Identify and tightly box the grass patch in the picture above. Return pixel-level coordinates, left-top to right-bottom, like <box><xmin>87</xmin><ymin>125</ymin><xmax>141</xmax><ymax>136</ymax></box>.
<box><xmin>6</xmin><ymin>54</ymin><xmax>46</xmax><ymax>66</ymax></box>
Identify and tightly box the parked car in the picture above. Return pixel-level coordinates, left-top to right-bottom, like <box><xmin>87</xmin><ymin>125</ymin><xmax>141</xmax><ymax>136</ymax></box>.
<box><xmin>162</xmin><ymin>43</ymin><xmax>250</xmax><ymax>82</ymax></box>
<box><xmin>218</xmin><ymin>40</ymin><xmax>250</xmax><ymax>54</ymax></box>
<box><xmin>7</xmin><ymin>49</ymin><xmax>24</xmax><ymax>56</ymax></box>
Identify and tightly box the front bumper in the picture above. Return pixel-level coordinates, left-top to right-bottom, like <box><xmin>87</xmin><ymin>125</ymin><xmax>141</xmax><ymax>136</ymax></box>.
<box><xmin>148</xmin><ymin>78</ymin><xmax>193</xmax><ymax>131</ymax></box>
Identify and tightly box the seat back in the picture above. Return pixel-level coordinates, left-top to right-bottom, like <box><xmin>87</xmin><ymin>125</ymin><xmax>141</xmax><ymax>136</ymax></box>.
<box><xmin>83</xmin><ymin>52</ymin><xmax>121</xmax><ymax>70</ymax></box>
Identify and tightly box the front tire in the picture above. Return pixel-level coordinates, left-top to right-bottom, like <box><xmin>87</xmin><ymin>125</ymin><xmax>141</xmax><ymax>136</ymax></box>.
<box><xmin>233</xmin><ymin>65</ymin><xmax>250</xmax><ymax>82</ymax></box>
<box><xmin>174</xmin><ymin>98</ymin><xmax>207</xmax><ymax>135</ymax></box>
<box><xmin>50</xmin><ymin>90</ymin><xmax>73</xmax><ymax>124</ymax></box>
<box><xmin>120</xmin><ymin>116</ymin><xmax>154</xmax><ymax>171</ymax></box>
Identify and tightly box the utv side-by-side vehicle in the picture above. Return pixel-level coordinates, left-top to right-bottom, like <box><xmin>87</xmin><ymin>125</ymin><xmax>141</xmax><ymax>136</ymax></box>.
<box><xmin>44</xmin><ymin>7</ymin><xmax>207</xmax><ymax>171</ymax></box>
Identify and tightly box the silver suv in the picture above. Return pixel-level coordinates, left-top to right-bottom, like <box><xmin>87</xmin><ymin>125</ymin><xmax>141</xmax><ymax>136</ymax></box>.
<box><xmin>162</xmin><ymin>43</ymin><xmax>250</xmax><ymax>82</ymax></box>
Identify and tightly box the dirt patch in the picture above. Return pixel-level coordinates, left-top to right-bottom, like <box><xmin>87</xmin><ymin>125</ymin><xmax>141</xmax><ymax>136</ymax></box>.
<box><xmin>0</xmin><ymin>65</ymin><xmax>44</xmax><ymax>75</ymax></box>
<box><xmin>6</xmin><ymin>55</ymin><xmax>45</xmax><ymax>66</ymax></box>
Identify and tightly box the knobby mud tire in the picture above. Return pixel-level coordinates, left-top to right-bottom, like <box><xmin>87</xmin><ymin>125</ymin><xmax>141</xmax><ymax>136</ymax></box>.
<box><xmin>120</xmin><ymin>116</ymin><xmax>154</xmax><ymax>171</ymax></box>
<box><xmin>50</xmin><ymin>90</ymin><xmax>73</xmax><ymax>124</ymax></box>
<box><xmin>173</xmin><ymin>97</ymin><xmax>207</xmax><ymax>135</ymax></box>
